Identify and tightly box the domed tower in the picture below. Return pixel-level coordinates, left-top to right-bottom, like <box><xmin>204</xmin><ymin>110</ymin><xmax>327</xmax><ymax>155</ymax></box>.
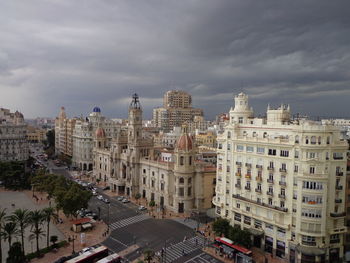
<box><xmin>174</xmin><ymin>125</ymin><xmax>196</xmax><ymax>213</ymax></box>
<box><xmin>128</xmin><ymin>93</ymin><xmax>142</xmax><ymax>145</ymax></box>
<box><xmin>229</xmin><ymin>92</ymin><xmax>253</xmax><ymax>124</ymax></box>
<box><xmin>95</xmin><ymin>127</ymin><xmax>106</xmax><ymax>149</ymax></box>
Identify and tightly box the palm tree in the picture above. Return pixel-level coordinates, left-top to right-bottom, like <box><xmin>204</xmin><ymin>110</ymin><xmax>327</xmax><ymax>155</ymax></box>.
<box><xmin>42</xmin><ymin>207</ymin><xmax>58</xmax><ymax>248</ymax></box>
<box><xmin>2</xmin><ymin>222</ymin><xmax>19</xmax><ymax>249</ymax></box>
<box><xmin>28</xmin><ymin>210</ymin><xmax>45</xmax><ymax>256</ymax></box>
<box><xmin>9</xmin><ymin>209</ymin><xmax>30</xmax><ymax>254</ymax></box>
<box><xmin>0</xmin><ymin>208</ymin><xmax>7</xmax><ymax>263</ymax></box>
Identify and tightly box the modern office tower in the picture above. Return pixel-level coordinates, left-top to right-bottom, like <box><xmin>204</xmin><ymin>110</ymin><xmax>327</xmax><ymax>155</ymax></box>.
<box><xmin>213</xmin><ymin>92</ymin><xmax>348</xmax><ymax>262</ymax></box>
<box><xmin>153</xmin><ymin>90</ymin><xmax>203</xmax><ymax>131</ymax></box>
<box><xmin>0</xmin><ymin>108</ymin><xmax>28</xmax><ymax>161</ymax></box>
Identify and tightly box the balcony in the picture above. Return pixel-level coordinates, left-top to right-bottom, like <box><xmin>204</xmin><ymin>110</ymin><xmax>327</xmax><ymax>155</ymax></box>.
<box><xmin>336</xmin><ymin>172</ymin><xmax>343</xmax><ymax>176</ymax></box>
<box><xmin>301</xmin><ymin>241</ymin><xmax>316</xmax><ymax>246</ymax></box>
<box><xmin>335</xmin><ymin>198</ymin><xmax>342</xmax><ymax>203</ymax></box>
<box><xmin>236</xmin><ymin>161</ymin><xmax>242</xmax><ymax>166</ymax></box>
<box><xmin>266</xmin><ymin>191</ymin><xmax>273</xmax><ymax>196</ymax></box>
<box><xmin>255</xmin><ymin>188</ymin><xmax>262</xmax><ymax>194</ymax></box>
<box><xmin>278</xmin><ymin>194</ymin><xmax>286</xmax><ymax>199</ymax></box>
<box><xmin>330</xmin><ymin>212</ymin><xmax>346</xmax><ymax>217</ymax></box>
<box><xmin>256</xmin><ymin>176</ymin><xmax>262</xmax><ymax>182</ymax></box>
<box><xmin>235</xmin><ymin>183</ymin><xmax>241</xmax><ymax>189</ymax></box>
<box><xmin>279</xmin><ymin>168</ymin><xmax>287</xmax><ymax>173</ymax></box>
<box><xmin>267</xmin><ymin>166</ymin><xmax>274</xmax><ymax>171</ymax></box>
<box><xmin>335</xmin><ymin>185</ymin><xmax>343</xmax><ymax>190</ymax></box>
<box><xmin>267</xmin><ymin>178</ymin><xmax>274</xmax><ymax>184</ymax></box>
<box><xmin>256</xmin><ymin>164</ymin><xmax>263</xmax><ymax>169</ymax></box>
<box><xmin>245</xmin><ymin>186</ymin><xmax>251</xmax><ymax>191</ymax></box>
<box><xmin>245</xmin><ymin>174</ymin><xmax>252</xmax><ymax>179</ymax></box>
<box><xmin>232</xmin><ymin>194</ymin><xmax>288</xmax><ymax>213</ymax></box>
<box><xmin>279</xmin><ymin>181</ymin><xmax>286</xmax><ymax>186</ymax></box>
<box><xmin>235</xmin><ymin>172</ymin><xmax>241</xmax><ymax>177</ymax></box>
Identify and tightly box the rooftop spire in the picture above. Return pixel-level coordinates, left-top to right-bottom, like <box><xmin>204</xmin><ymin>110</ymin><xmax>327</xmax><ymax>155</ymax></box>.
<box><xmin>130</xmin><ymin>93</ymin><xmax>141</xmax><ymax>109</ymax></box>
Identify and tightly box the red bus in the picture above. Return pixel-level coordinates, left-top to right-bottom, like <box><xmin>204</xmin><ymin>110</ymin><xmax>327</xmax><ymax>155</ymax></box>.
<box><xmin>66</xmin><ymin>246</ymin><xmax>109</xmax><ymax>263</ymax></box>
<box><xmin>96</xmin><ymin>253</ymin><xmax>122</xmax><ymax>263</ymax></box>
<box><xmin>214</xmin><ymin>237</ymin><xmax>252</xmax><ymax>263</ymax></box>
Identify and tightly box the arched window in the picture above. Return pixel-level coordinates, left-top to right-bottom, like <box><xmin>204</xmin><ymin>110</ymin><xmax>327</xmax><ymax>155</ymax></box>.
<box><xmin>295</xmin><ymin>135</ymin><xmax>299</xmax><ymax>144</ymax></box>
<box><xmin>305</xmin><ymin>136</ymin><xmax>309</xmax><ymax>144</ymax></box>
<box><xmin>180</xmin><ymin>156</ymin><xmax>184</xmax><ymax>165</ymax></box>
<box><xmin>179</xmin><ymin>177</ymin><xmax>184</xmax><ymax>184</ymax></box>
<box><xmin>326</xmin><ymin>136</ymin><xmax>330</xmax><ymax>144</ymax></box>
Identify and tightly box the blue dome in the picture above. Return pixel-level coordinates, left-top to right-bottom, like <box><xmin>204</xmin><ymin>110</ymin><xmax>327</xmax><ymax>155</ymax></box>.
<box><xmin>93</xmin><ymin>106</ymin><xmax>101</xmax><ymax>113</ymax></box>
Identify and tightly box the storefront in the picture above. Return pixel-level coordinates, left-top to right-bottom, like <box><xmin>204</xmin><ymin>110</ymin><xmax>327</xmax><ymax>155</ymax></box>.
<box><xmin>276</xmin><ymin>240</ymin><xmax>286</xmax><ymax>258</ymax></box>
<box><xmin>265</xmin><ymin>236</ymin><xmax>273</xmax><ymax>254</ymax></box>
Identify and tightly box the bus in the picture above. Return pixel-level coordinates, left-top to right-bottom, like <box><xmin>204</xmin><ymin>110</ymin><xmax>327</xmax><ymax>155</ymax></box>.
<box><xmin>96</xmin><ymin>253</ymin><xmax>122</xmax><ymax>263</ymax></box>
<box><xmin>65</xmin><ymin>246</ymin><xmax>109</xmax><ymax>263</ymax></box>
<box><xmin>214</xmin><ymin>237</ymin><xmax>252</xmax><ymax>263</ymax></box>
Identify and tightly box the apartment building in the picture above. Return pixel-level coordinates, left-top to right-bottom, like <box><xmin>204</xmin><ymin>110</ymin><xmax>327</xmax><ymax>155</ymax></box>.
<box><xmin>213</xmin><ymin>93</ymin><xmax>348</xmax><ymax>263</ymax></box>
<box><xmin>0</xmin><ymin>108</ymin><xmax>28</xmax><ymax>161</ymax></box>
<box><xmin>153</xmin><ymin>90</ymin><xmax>203</xmax><ymax>131</ymax></box>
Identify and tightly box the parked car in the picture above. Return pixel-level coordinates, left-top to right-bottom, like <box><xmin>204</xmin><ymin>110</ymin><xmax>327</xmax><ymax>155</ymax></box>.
<box><xmin>92</xmin><ymin>191</ymin><xmax>97</xmax><ymax>196</ymax></box>
<box><xmin>103</xmin><ymin>198</ymin><xmax>110</xmax><ymax>204</ymax></box>
<box><xmin>117</xmin><ymin>196</ymin><xmax>124</xmax><ymax>201</ymax></box>
<box><xmin>97</xmin><ymin>195</ymin><xmax>103</xmax><ymax>200</ymax></box>
<box><xmin>122</xmin><ymin>198</ymin><xmax>130</xmax><ymax>203</ymax></box>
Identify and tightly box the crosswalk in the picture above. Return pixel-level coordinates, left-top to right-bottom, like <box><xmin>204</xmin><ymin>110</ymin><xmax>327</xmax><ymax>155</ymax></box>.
<box><xmin>158</xmin><ymin>236</ymin><xmax>206</xmax><ymax>263</ymax></box>
<box><xmin>109</xmin><ymin>214</ymin><xmax>151</xmax><ymax>231</ymax></box>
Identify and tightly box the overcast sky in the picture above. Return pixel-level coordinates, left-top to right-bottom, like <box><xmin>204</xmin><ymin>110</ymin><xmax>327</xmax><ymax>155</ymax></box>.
<box><xmin>1</xmin><ymin>0</ymin><xmax>350</xmax><ymax>120</ymax></box>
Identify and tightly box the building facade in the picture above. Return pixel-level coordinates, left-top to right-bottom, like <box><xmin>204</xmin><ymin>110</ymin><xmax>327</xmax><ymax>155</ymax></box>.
<box><xmin>153</xmin><ymin>90</ymin><xmax>203</xmax><ymax>131</ymax></box>
<box><xmin>93</xmin><ymin>94</ymin><xmax>216</xmax><ymax>214</ymax></box>
<box><xmin>0</xmin><ymin>108</ymin><xmax>29</xmax><ymax>161</ymax></box>
<box><xmin>213</xmin><ymin>93</ymin><xmax>348</xmax><ymax>263</ymax></box>
<box><xmin>72</xmin><ymin>107</ymin><xmax>118</xmax><ymax>171</ymax></box>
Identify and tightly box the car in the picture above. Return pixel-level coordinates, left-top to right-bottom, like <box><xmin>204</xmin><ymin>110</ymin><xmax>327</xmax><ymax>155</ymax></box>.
<box><xmin>102</xmin><ymin>186</ymin><xmax>110</xmax><ymax>191</ymax></box>
<box><xmin>117</xmin><ymin>196</ymin><xmax>124</xmax><ymax>201</ymax></box>
<box><xmin>103</xmin><ymin>198</ymin><xmax>110</xmax><ymax>204</ymax></box>
<box><xmin>92</xmin><ymin>191</ymin><xmax>97</xmax><ymax>196</ymax></box>
<box><xmin>97</xmin><ymin>195</ymin><xmax>103</xmax><ymax>200</ymax></box>
<box><xmin>138</xmin><ymin>205</ymin><xmax>147</xmax><ymax>211</ymax></box>
<box><xmin>122</xmin><ymin>198</ymin><xmax>130</xmax><ymax>203</ymax></box>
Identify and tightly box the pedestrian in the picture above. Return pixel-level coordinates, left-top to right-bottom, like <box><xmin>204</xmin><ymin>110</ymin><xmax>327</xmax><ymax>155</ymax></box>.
<box><xmin>182</xmin><ymin>248</ymin><xmax>185</xmax><ymax>256</ymax></box>
<box><xmin>195</xmin><ymin>238</ymin><xmax>198</xmax><ymax>245</ymax></box>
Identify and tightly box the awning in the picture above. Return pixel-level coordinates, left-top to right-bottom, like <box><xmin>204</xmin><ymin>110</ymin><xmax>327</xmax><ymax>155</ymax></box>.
<box><xmin>296</xmin><ymin>245</ymin><xmax>325</xmax><ymax>256</ymax></box>
<box><xmin>248</xmin><ymin>228</ymin><xmax>264</xmax><ymax>236</ymax></box>
<box><xmin>81</xmin><ymin>223</ymin><xmax>92</xmax><ymax>229</ymax></box>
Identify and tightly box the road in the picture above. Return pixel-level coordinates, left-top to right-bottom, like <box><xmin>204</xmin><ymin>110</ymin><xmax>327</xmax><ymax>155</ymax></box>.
<box><xmin>29</xmin><ymin>144</ymin><xmax>223</xmax><ymax>263</ymax></box>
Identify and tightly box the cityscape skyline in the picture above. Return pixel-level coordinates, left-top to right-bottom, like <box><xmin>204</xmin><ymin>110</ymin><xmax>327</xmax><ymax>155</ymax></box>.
<box><xmin>1</xmin><ymin>0</ymin><xmax>350</xmax><ymax>119</ymax></box>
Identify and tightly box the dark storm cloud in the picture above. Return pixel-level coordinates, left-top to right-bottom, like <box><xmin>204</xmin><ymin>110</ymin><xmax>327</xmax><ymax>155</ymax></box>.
<box><xmin>0</xmin><ymin>0</ymin><xmax>349</xmax><ymax>119</ymax></box>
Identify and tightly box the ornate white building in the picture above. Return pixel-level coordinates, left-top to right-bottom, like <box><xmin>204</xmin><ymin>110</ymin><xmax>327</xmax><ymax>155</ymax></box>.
<box><xmin>72</xmin><ymin>107</ymin><xmax>118</xmax><ymax>171</ymax></box>
<box><xmin>213</xmin><ymin>93</ymin><xmax>348</xmax><ymax>263</ymax></box>
<box><xmin>0</xmin><ymin>108</ymin><xmax>28</xmax><ymax>161</ymax></box>
<box><xmin>93</xmin><ymin>94</ymin><xmax>216</xmax><ymax>213</ymax></box>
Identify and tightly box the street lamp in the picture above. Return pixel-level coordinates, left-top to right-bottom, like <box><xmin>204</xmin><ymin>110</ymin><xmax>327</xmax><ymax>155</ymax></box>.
<box><xmin>68</xmin><ymin>235</ymin><xmax>77</xmax><ymax>254</ymax></box>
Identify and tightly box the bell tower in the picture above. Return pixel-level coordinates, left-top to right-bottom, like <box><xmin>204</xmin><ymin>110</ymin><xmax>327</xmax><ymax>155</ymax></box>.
<box><xmin>128</xmin><ymin>93</ymin><xmax>142</xmax><ymax>145</ymax></box>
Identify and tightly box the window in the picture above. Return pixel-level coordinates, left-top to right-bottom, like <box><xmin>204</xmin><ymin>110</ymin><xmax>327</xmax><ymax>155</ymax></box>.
<box><xmin>239</xmin><ymin>117</ymin><xmax>243</xmax><ymax>124</ymax></box>
<box><xmin>188</xmin><ymin>187</ymin><xmax>192</xmax><ymax>196</ymax></box>
<box><xmin>268</xmin><ymin>149</ymin><xmax>276</xmax><ymax>156</ymax></box>
<box><xmin>244</xmin><ymin>216</ymin><xmax>251</xmax><ymax>225</ymax></box>
<box><xmin>236</xmin><ymin>203</ymin><xmax>240</xmax><ymax>208</ymax></box>
<box><xmin>305</xmin><ymin>136</ymin><xmax>309</xmax><ymax>144</ymax></box>
<box><xmin>257</xmin><ymin>147</ymin><xmax>265</xmax><ymax>154</ymax></box>
<box><xmin>247</xmin><ymin>146</ymin><xmax>254</xmax><ymax>153</ymax></box>
<box><xmin>246</xmin><ymin>206</ymin><xmax>250</xmax><ymax>212</ymax></box>
<box><xmin>178</xmin><ymin>187</ymin><xmax>184</xmax><ymax>196</ymax></box>
<box><xmin>302</xmin><ymin>181</ymin><xmax>323</xmax><ymax>190</ymax></box>
<box><xmin>280</xmin><ymin>150</ymin><xmax>289</xmax><ymax>157</ymax></box>
<box><xmin>189</xmin><ymin>156</ymin><xmax>192</xmax><ymax>165</ymax></box>
<box><xmin>143</xmin><ymin>169</ymin><xmax>146</xmax><ymax>174</ymax></box>
<box><xmin>254</xmin><ymin>220</ymin><xmax>262</xmax><ymax>229</ymax></box>
<box><xmin>188</xmin><ymin>178</ymin><xmax>192</xmax><ymax>184</ymax></box>
<box><xmin>227</xmin><ymin>144</ymin><xmax>231</xmax><ymax>150</ymax></box>
<box><xmin>311</xmin><ymin>136</ymin><xmax>316</xmax><ymax>145</ymax></box>
<box><xmin>268</xmin><ymin>198</ymin><xmax>273</xmax><ymax>205</ymax></box>
<box><xmin>143</xmin><ymin>177</ymin><xmax>146</xmax><ymax>184</ymax></box>
<box><xmin>333</xmin><ymin>152</ymin><xmax>344</xmax><ymax>160</ymax></box>
<box><xmin>151</xmin><ymin>180</ymin><xmax>154</xmax><ymax>187</ymax></box>
<box><xmin>280</xmin><ymin>201</ymin><xmax>285</xmax><ymax>208</ymax></box>
<box><xmin>179</xmin><ymin>177</ymin><xmax>184</xmax><ymax>184</ymax></box>
<box><xmin>309</xmin><ymin>166</ymin><xmax>315</xmax><ymax>174</ymax></box>
<box><xmin>237</xmin><ymin>145</ymin><xmax>244</xmax><ymax>152</ymax></box>
<box><xmin>234</xmin><ymin>213</ymin><xmax>241</xmax><ymax>222</ymax></box>
<box><xmin>227</xmin><ymin>131</ymin><xmax>231</xmax><ymax>139</ymax></box>
<box><xmin>269</xmin><ymin>162</ymin><xmax>274</xmax><ymax>168</ymax></box>
<box><xmin>180</xmin><ymin>156</ymin><xmax>184</xmax><ymax>165</ymax></box>
<box><xmin>295</xmin><ymin>135</ymin><xmax>299</xmax><ymax>144</ymax></box>
<box><xmin>294</xmin><ymin>165</ymin><xmax>298</xmax><ymax>173</ymax></box>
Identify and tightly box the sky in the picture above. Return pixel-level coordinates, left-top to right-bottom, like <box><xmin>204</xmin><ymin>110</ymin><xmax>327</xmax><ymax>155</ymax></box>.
<box><xmin>1</xmin><ymin>0</ymin><xmax>350</xmax><ymax>120</ymax></box>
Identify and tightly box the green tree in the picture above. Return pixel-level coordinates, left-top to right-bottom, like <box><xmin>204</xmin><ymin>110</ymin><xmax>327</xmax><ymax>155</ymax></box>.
<box><xmin>0</xmin><ymin>208</ymin><xmax>7</xmax><ymax>263</ymax></box>
<box><xmin>149</xmin><ymin>201</ymin><xmax>156</xmax><ymax>215</ymax></box>
<box><xmin>135</xmin><ymin>193</ymin><xmax>141</xmax><ymax>204</ymax></box>
<box><xmin>42</xmin><ymin>207</ymin><xmax>58</xmax><ymax>248</ymax></box>
<box><xmin>60</xmin><ymin>184</ymin><xmax>92</xmax><ymax>218</ymax></box>
<box><xmin>228</xmin><ymin>225</ymin><xmax>252</xmax><ymax>248</ymax></box>
<box><xmin>28</xmin><ymin>210</ymin><xmax>45</xmax><ymax>256</ymax></box>
<box><xmin>50</xmin><ymin>235</ymin><xmax>58</xmax><ymax>248</ymax></box>
<box><xmin>212</xmin><ymin>218</ymin><xmax>230</xmax><ymax>237</ymax></box>
<box><xmin>2</xmin><ymin>222</ymin><xmax>19</xmax><ymax>249</ymax></box>
<box><xmin>143</xmin><ymin>248</ymin><xmax>154</xmax><ymax>263</ymax></box>
<box><xmin>8</xmin><ymin>209</ymin><xmax>30</xmax><ymax>254</ymax></box>
<box><xmin>6</xmin><ymin>241</ymin><xmax>26</xmax><ymax>263</ymax></box>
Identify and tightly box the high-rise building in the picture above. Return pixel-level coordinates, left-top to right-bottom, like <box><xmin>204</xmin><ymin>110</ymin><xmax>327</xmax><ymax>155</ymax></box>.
<box><xmin>213</xmin><ymin>92</ymin><xmax>348</xmax><ymax>262</ymax></box>
<box><xmin>153</xmin><ymin>90</ymin><xmax>203</xmax><ymax>131</ymax></box>
<box><xmin>0</xmin><ymin>108</ymin><xmax>28</xmax><ymax>161</ymax></box>
<box><xmin>54</xmin><ymin>107</ymin><xmax>76</xmax><ymax>157</ymax></box>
